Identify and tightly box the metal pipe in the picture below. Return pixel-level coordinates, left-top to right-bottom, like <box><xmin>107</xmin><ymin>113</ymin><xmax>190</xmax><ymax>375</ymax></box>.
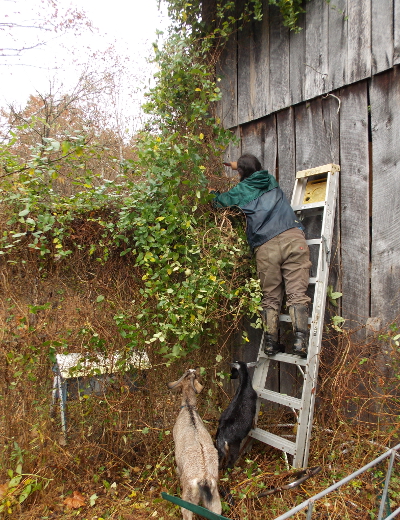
<box><xmin>377</xmin><ymin>449</ymin><xmax>397</xmax><ymax>520</ymax></box>
<box><xmin>272</xmin><ymin>444</ymin><xmax>400</xmax><ymax>520</ymax></box>
<box><xmin>386</xmin><ymin>507</ymin><xmax>400</xmax><ymax>520</ymax></box>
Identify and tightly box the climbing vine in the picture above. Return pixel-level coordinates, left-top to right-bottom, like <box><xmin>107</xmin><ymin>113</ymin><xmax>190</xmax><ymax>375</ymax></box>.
<box><xmin>1</xmin><ymin>0</ymin><xmax>309</xmax><ymax>360</ymax></box>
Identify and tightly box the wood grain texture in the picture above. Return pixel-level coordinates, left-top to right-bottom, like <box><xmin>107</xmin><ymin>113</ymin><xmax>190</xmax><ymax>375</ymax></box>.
<box><xmin>294</xmin><ymin>97</ymin><xmax>339</xmax><ymax>171</ymax></box>
<box><xmin>327</xmin><ymin>0</ymin><xmax>347</xmax><ymax>91</ymax></box>
<box><xmin>241</xmin><ymin>121</ymin><xmax>264</xmax><ymax>161</ymax></box>
<box><xmin>252</xmin><ymin>0</ymin><xmax>270</xmax><ymax>120</ymax></box>
<box><xmin>277</xmin><ymin>107</ymin><xmax>296</xmax><ymax>200</ymax></box>
<box><xmin>218</xmin><ymin>0</ymin><xmax>398</xmax><ymax>128</ymax></box>
<box><xmin>294</xmin><ymin>96</ymin><xmax>341</xmax><ymax>324</ymax></box>
<box><xmin>395</xmin><ymin>0</ymin><xmax>400</xmax><ymax>64</ymax></box>
<box><xmin>289</xmin><ymin>11</ymin><xmax>306</xmax><ymax>106</ymax></box>
<box><xmin>261</xmin><ymin>114</ymin><xmax>277</xmax><ymax>176</ymax></box>
<box><xmin>304</xmin><ymin>0</ymin><xmax>329</xmax><ymax>100</ymax></box>
<box><xmin>216</xmin><ymin>30</ymin><xmax>238</xmax><ymax>129</ymax></box>
<box><xmin>370</xmin><ymin>68</ymin><xmax>400</xmax><ymax>324</ymax></box>
<box><xmin>269</xmin><ymin>4</ymin><xmax>290</xmax><ymax>113</ymax></box>
<box><xmin>237</xmin><ymin>4</ymin><xmax>254</xmax><ymax>125</ymax></box>
<box><xmin>372</xmin><ymin>0</ymin><xmax>393</xmax><ymax>74</ymax></box>
<box><xmin>339</xmin><ymin>82</ymin><xmax>370</xmax><ymax>337</ymax></box>
<box><xmin>347</xmin><ymin>0</ymin><xmax>371</xmax><ymax>83</ymax></box>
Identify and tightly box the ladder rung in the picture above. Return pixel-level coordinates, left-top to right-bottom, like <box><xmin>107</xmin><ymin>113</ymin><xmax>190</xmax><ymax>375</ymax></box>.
<box><xmin>254</xmin><ymin>388</ymin><xmax>302</xmax><ymax>409</ymax></box>
<box><xmin>293</xmin><ymin>201</ymin><xmax>326</xmax><ymax>212</ymax></box>
<box><xmin>279</xmin><ymin>314</ymin><xmax>313</xmax><ymax>325</ymax></box>
<box><xmin>306</xmin><ymin>239</ymin><xmax>321</xmax><ymax>246</ymax></box>
<box><xmin>258</xmin><ymin>352</ymin><xmax>308</xmax><ymax>366</ymax></box>
<box><xmin>296</xmin><ymin>163</ymin><xmax>340</xmax><ymax>178</ymax></box>
<box><xmin>249</xmin><ymin>428</ymin><xmax>296</xmax><ymax>455</ymax></box>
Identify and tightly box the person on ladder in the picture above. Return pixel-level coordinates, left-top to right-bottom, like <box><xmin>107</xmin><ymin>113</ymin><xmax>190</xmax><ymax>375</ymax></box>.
<box><xmin>211</xmin><ymin>153</ymin><xmax>312</xmax><ymax>358</ymax></box>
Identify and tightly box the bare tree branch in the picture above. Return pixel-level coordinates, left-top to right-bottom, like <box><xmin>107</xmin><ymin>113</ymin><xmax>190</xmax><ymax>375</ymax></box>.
<box><xmin>0</xmin><ymin>42</ymin><xmax>47</xmax><ymax>56</ymax></box>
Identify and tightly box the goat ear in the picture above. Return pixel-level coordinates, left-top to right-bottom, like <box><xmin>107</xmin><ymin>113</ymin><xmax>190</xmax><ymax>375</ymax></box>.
<box><xmin>193</xmin><ymin>379</ymin><xmax>203</xmax><ymax>393</ymax></box>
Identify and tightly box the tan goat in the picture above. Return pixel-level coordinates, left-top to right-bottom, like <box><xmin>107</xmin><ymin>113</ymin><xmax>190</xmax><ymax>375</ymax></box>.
<box><xmin>168</xmin><ymin>369</ymin><xmax>221</xmax><ymax>520</ymax></box>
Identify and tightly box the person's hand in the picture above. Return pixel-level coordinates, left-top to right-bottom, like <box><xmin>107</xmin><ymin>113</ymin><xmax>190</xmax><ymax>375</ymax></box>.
<box><xmin>223</xmin><ymin>161</ymin><xmax>238</xmax><ymax>170</ymax></box>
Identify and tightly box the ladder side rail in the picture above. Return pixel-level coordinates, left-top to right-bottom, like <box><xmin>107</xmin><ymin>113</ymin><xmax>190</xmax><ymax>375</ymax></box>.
<box><xmin>301</xmin><ymin>170</ymin><xmax>339</xmax><ymax>467</ymax></box>
<box><xmin>252</xmin><ymin>355</ymin><xmax>271</xmax><ymax>429</ymax></box>
<box><xmin>290</xmin><ymin>177</ymin><xmax>307</xmax><ymax>207</ymax></box>
<box><xmin>293</xmin><ymin>170</ymin><xmax>339</xmax><ymax>467</ymax></box>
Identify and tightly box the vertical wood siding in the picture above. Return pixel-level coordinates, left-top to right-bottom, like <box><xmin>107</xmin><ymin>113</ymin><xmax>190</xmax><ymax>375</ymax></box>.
<box><xmin>371</xmin><ymin>0</ymin><xmax>394</xmax><ymax>74</ymax></box>
<box><xmin>395</xmin><ymin>0</ymin><xmax>400</xmax><ymax>64</ymax></box>
<box><xmin>224</xmin><ymin>66</ymin><xmax>400</xmax><ymax>331</ymax></box>
<box><xmin>217</xmin><ymin>0</ymin><xmax>399</xmax><ymax>125</ymax></box>
<box><xmin>339</xmin><ymin>82</ymin><xmax>370</xmax><ymax>338</ymax></box>
<box><xmin>370</xmin><ymin>68</ymin><xmax>400</xmax><ymax>325</ymax></box>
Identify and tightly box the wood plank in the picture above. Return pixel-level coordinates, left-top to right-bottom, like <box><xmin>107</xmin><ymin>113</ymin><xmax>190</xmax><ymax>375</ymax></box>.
<box><xmin>304</xmin><ymin>0</ymin><xmax>329</xmax><ymax>100</ymax></box>
<box><xmin>327</xmin><ymin>0</ymin><xmax>347</xmax><ymax>91</ymax></box>
<box><xmin>252</xmin><ymin>0</ymin><xmax>270</xmax><ymax>120</ymax></box>
<box><xmin>237</xmin><ymin>2</ymin><xmax>254</xmax><ymax>124</ymax></box>
<box><xmin>289</xmin><ymin>11</ymin><xmax>306</xmax><ymax>105</ymax></box>
<box><xmin>216</xmin><ymin>29</ymin><xmax>238</xmax><ymax>129</ymax></box>
<box><xmin>241</xmin><ymin>121</ymin><xmax>263</xmax><ymax>161</ymax></box>
<box><xmin>339</xmin><ymin>82</ymin><xmax>370</xmax><ymax>338</ymax></box>
<box><xmin>370</xmin><ymin>68</ymin><xmax>400</xmax><ymax>325</ymax></box>
<box><xmin>395</xmin><ymin>0</ymin><xmax>400</xmax><ymax>64</ymax></box>
<box><xmin>295</xmin><ymin>96</ymin><xmax>341</xmax><ymax>331</ymax></box>
<box><xmin>261</xmin><ymin>114</ymin><xmax>277</xmax><ymax>177</ymax></box>
<box><xmin>240</xmin><ymin>115</ymin><xmax>277</xmax><ymax>176</ymax></box>
<box><xmin>277</xmin><ymin>107</ymin><xmax>296</xmax><ymax>200</ymax></box>
<box><xmin>297</xmin><ymin>164</ymin><xmax>340</xmax><ymax>179</ymax></box>
<box><xmin>347</xmin><ymin>0</ymin><xmax>371</xmax><ymax>83</ymax></box>
<box><xmin>269</xmin><ymin>4</ymin><xmax>290</xmax><ymax>113</ymax></box>
<box><xmin>295</xmin><ymin>97</ymin><xmax>339</xmax><ymax>171</ymax></box>
<box><xmin>371</xmin><ymin>0</ymin><xmax>394</xmax><ymax>74</ymax></box>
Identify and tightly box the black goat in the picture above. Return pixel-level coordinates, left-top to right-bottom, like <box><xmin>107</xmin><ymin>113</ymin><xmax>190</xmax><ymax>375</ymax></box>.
<box><xmin>215</xmin><ymin>361</ymin><xmax>257</xmax><ymax>469</ymax></box>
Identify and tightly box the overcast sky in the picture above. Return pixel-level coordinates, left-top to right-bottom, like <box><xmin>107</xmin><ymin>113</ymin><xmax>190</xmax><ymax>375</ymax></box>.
<box><xmin>1</xmin><ymin>0</ymin><xmax>169</xmax><ymax>113</ymax></box>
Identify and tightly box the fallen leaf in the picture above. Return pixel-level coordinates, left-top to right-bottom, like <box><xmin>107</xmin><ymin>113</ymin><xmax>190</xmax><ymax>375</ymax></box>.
<box><xmin>0</xmin><ymin>483</ymin><xmax>8</xmax><ymax>498</ymax></box>
<box><xmin>64</xmin><ymin>490</ymin><xmax>85</xmax><ymax>509</ymax></box>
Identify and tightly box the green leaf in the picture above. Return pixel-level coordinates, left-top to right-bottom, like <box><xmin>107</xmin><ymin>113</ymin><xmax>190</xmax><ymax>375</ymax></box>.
<box><xmin>18</xmin><ymin>209</ymin><xmax>30</xmax><ymax>217</ymax></box>
<box><xmin>19</xmin><ymin>484</ymin><xmax>32</xmax><ymax>503</ymax></box>
<box><xmin>61</xmin><ymin>141</ymin><xmax>71</xmax><ymax>155</ymax></box>
<box><xmin>96</xmin><ymin>295</ymin><xmax>105</xmax><ymax>303</ymax></box>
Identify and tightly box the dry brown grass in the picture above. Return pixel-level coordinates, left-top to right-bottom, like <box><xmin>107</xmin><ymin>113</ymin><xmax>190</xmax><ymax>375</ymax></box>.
<box><xmin>0</xmin><ymin>244</ymin><xmax>399</xmax><ymax>520</ymax></box>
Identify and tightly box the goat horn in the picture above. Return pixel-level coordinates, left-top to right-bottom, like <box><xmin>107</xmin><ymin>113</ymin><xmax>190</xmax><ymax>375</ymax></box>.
<box><xmin>167</xmin><ymin>370</ymin><xmax>190</xmax><ymax>389</ymax></box>
<box><xmin>191</xmin><ymin>377</ymin><xmax>203</xmax><ymax>394</ymax></box>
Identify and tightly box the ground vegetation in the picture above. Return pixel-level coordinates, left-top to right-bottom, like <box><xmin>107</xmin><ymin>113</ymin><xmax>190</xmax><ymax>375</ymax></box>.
<box><xmin>0</xmin><ymin>0</ymin><xmax>399</xmax><ymax>518</ymax></box>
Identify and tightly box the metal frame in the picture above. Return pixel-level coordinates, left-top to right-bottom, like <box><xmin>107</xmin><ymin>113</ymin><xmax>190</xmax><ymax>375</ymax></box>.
<box><xmin>272</xmin><ymin>443</ymin><xmax>400</xmax><ymax>520</ymax></box>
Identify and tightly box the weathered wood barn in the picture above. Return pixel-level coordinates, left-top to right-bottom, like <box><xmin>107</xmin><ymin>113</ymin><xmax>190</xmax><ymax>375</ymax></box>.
<box><xmin>211</xmin><ymin>0</ymin><xmax>400</xmax><ymax>341</ymax></box>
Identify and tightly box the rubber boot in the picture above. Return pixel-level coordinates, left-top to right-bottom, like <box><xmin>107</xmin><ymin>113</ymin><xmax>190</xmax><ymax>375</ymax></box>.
<box><xmin>289</xmin><ymin>305</ymin><xmax>309</xmax><ymax>358</ymax></box>
<box><xmin>261</xmin><ymin>308</ymin><xmax>280</xmax><ymax>356</ymax></box>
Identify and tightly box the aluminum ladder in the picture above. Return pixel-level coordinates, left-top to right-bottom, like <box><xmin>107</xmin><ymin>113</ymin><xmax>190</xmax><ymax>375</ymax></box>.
<box><xmin>249</xmin><ymin>163</ymin><xmax>340</xmax><ymax>468</ymax></box>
